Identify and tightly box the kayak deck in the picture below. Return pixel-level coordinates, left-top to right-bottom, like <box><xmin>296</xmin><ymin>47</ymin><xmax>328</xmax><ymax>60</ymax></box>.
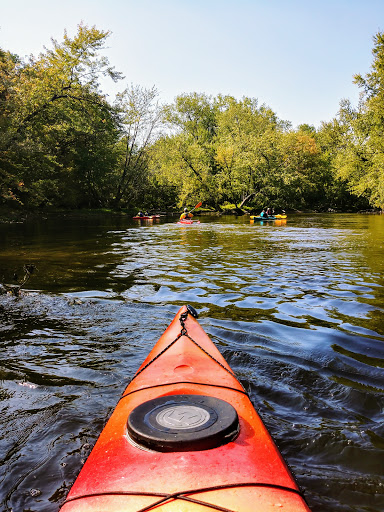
<box><xmin>61</xmin><ymin>306</ymin><xmax>310</xmax><ymax>512</ymax></box>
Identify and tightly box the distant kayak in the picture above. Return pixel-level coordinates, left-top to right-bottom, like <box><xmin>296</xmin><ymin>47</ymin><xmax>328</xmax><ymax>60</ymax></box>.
<box><xmin>250</xmin><ymin>214</ymin><xmax>287</xmax><ymax>221</ymax></box>
<box><xmin>250</xmin><ymin>216</ymin><xmax>277</xmax><ymax>221</ymax></box>
<box><xmin>61</xmin><ymin>305</ymin><xmax>311</xmax><ymax>512</ymax></box>
<box><xmin>133</xmin><ymin>215</ymin><xmax>161</xmax><ymax>220</ymax></box>
<box><xmin>177</xmin><ymin>219</ymin><xmax>200</xmax><ymax>225</ymax></box>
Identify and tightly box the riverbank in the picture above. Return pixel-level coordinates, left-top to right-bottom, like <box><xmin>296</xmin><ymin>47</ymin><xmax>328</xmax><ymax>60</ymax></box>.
<box><xmin>0</xmin><ymin>205</ymin><xmax>382</xmax><ymax>224</ymax></box>
<box><xmin>0</xmin><ymin>206</ymin><xmax>136</xmax><ymax>224</ymax></box>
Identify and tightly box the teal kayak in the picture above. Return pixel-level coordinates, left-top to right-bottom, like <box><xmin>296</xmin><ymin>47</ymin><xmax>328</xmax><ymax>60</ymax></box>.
<box><xmin>250</xmin><ymin>216</ymin><xmax>277</xmax><ymax>221</ymax></box>
<box><xmin>250</xmin><ymin>214</ymin><xmax>287</xmax><ymax>221</ymax></box>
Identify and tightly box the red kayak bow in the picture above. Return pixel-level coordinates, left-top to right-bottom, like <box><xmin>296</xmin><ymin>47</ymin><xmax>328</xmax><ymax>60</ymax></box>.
<box><xmin>61</xmin><ymin>306</ymin><xmax>310</xmax><ymax>512</ymax></box>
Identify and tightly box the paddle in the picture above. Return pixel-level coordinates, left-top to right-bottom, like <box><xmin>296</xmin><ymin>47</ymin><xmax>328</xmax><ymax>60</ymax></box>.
<box><xmin>189</xmin><ymin>201</ymin><xmax>202</xmax><ymax>214</ymax></box>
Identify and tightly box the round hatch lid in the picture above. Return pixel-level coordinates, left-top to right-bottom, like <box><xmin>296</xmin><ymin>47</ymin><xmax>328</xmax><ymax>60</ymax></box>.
<box><xmin>127</xmin><ymin>394</ymin><xmax>239</xmax><ymax>452</ymax></box>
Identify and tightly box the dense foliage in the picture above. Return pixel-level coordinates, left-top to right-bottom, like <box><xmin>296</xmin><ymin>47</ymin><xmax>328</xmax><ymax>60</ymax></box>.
<box><xmin>1</xmin><ymin>24</ymin><xmax>383</xmax><ymax>213</ymax></box>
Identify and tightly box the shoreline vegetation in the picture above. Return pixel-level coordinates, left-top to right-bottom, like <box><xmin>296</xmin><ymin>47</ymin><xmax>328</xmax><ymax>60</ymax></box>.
<box><xmin>1</xmin><ymin>25</ymin><xmax>384</xmax><ymax>218</ymax></box>
<box><xmin>0</xmin><ymin>206</ymin><xmax>382</xmax><ymax>225</ymax></box>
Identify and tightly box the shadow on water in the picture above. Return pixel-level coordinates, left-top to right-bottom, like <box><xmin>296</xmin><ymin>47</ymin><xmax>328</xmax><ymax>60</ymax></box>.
<box><xmin>0</xmin><ymin>213</ymin><xmax>383</xmax><ymax>511</ymax></box>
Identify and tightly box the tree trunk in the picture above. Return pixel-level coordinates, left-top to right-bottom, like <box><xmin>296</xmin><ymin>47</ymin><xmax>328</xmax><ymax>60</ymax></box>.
<box><xmin>238</xmin><ymin>192</ymin><xmax>256</xmax><ymax>209</ymax></box>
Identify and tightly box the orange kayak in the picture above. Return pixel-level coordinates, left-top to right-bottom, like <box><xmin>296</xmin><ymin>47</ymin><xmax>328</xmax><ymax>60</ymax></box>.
<box><xmin>61</xmin><ymin>306</ymin><xmax>311</xmax><ymax>512</ymax></box>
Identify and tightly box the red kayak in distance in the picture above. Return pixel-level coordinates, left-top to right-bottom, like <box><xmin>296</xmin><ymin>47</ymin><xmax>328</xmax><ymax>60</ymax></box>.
<box><xmin>177</xmin><ymin>219</ymin><xmax>200</xmax><ymax>225</ymax></box>
<box><xmin>61</xmin><ymin>305</ymin><xmax>311</xmax><ymax>512</ymax></box>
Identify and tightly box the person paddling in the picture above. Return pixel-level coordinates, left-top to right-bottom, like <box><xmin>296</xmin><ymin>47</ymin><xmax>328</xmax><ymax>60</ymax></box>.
<box><xmin>180</xmin><ymin>208</ymin><xmax>194</xmax><ymax>220</ymax></box>
<box><xmin>260</xmin><ymin>208</ymin><xmax>269</xmax><ymax>218</ymax></box>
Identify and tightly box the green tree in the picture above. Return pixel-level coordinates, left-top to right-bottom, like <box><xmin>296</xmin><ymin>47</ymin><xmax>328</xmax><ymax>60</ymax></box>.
<box><xmin>153</xmin><ymin>93</ymin><xmax>332</xmax><ymax>212</ymax></box>
<box><xmin>160</xmin><ymin>93</ymin><xmax>219</xmax><ymax>208</ymax></box>
<box><xmin>0</xmin><ymin>49</ymin><xmax>27</xmax><ymax>204</ymax></box>
<box><xmin>6</xmin><ymin>23</ymin><xmax>121</xmax><ymax>145</ymax></box>
<box><xmin>315</xmin><ymin>117</ymin><xmax>367</xmax><ymax>211</ymax></box>
<box><xmin>214</xmin><ymin>95</ymin><xmax>284</xmax><ymax>209</ymax></box>
<box><xmin>0</xmin><ymin>24</ymin><xmax>122</xmax><ymax>207</ymax></box>
<box><xmin>112</xmin><ymin>84</ymin><xmax>163</xmax><ymax>208</ymax></box>
<box><xmin>277</xmin><ymin>130</ymin><xmax>326</xmax><ymax>209</ymax></box>
<box><xmin>333</xmin><ymin>32</ymin><xmax>384</xmax><ymax>209</ymax></box>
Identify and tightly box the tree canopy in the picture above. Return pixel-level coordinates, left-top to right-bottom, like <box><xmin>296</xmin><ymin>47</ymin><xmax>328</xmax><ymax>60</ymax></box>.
<box><xmin>1</xmin><ymin>25</ymin><xmax>382</xmax><ymax>214</ymax></box>
<box><xmin>327</xmin><ymin>32</ymin><xmax>384</xmax><ymax>210</ymax></box>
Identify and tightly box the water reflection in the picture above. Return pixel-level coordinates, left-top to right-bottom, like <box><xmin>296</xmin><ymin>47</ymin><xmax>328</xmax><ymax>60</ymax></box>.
<box><xmin>0</xmin><ymin>214</ymin><xmax>383</xmax><ymax>511</ymax></box>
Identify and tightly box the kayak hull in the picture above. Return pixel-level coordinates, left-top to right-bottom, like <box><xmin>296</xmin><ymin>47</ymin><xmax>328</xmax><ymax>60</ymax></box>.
<box><xmin>250</xmin><ymin>216</ymin><xmax>276</xmax><ymax>221</ymax></box>
<box><xmin>250</xmin><ymin>215</ymin><xmax>287</xmax><ymax>221</ymax></box>
<box><xmin>250</xmin><ymin>215</ymin><xmax>287</xmax><ymax>220</ymax></box>
<box><xmin>61</xmin><ymin>306</ymin><xmax>310</xmax><ymax>512</ymax></box>
<box><xmin>177</xmin><ymin>219</ymin><xmax>200</xmax><ymax>225</ymax></box>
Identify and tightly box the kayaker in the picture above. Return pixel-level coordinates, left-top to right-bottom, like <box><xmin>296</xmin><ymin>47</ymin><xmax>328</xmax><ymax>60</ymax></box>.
<box><xmin>180</xmin><ymin>208</ymin><xmax>194</xmax><ymax>220</ymax></box>
<box><xmin>267</xmin><ymin>207</ymin><xmax>274</xmax><ymax>216</ymax></box>
<box><xmin>260</xmin><ymin>208</ymin><xmax>269</xmax><ymax>218</ymax></box>
<box><xmin>137</xmin><ymin>211</ymin><xmax>145</xmax><ymax>217</ymax></box>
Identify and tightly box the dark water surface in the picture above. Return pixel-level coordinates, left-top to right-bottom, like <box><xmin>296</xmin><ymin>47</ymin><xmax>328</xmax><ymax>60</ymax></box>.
<box><xmin>0</xmin><ymin>213</ymin><xmax>383</xmax><ymax>512</ymax></box>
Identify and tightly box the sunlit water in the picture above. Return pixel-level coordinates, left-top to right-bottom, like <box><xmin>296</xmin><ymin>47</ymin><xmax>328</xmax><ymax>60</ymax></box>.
<box><xmin>0</xmin><ymin>213</ymin><xmax>383</xmax><ymax>512</ymax></box>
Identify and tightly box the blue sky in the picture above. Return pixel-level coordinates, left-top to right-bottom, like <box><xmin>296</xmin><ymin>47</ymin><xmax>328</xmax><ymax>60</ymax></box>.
<box><xmin>1</xmin><ymin>0</ymin><xmax>383</xmax><ymax>128</ymax></box>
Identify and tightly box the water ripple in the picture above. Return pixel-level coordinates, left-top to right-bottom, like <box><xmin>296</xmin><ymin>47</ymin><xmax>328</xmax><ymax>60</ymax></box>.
<box><xmin>0</xmin><ymin>214</ymin><xmax>383</xmax><ymax>511</ymax></box>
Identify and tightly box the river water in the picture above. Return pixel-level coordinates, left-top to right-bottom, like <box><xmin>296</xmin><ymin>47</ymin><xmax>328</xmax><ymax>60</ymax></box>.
<box><xmin>0</xmin><ymin>213</ymin><xmax>383</xmax><ymax>512</ymax></box>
